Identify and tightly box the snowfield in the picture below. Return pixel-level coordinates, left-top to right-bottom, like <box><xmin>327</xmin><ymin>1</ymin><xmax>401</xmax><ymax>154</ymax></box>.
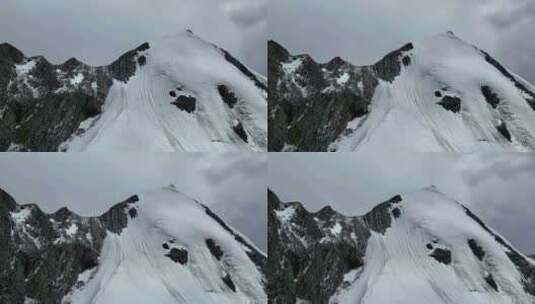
<box><xmin>327</xmin><ymin>32</ymin><xmax>535</xmax><ymax>152</ymax></box>
<box><xmin>62</xmin><ymin>186</ymin><xmax>266</xmax><ymax>304</ymax></box>
<box><xmin>331</xmin><ymin>187</ymin><xmax>535</xmax><ymax>304</ymax></box>
<box><xmin>61</xmin><ymin>31</ymin><xmax>266</xmax><ymax>152</ymax></box>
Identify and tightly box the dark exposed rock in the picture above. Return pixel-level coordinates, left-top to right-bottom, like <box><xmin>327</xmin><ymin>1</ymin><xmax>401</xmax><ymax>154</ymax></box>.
<box><xmin>222</xmin><ymin>274</ymin><xmax>237</xmax><ymax>292</ymax></box>
<box><xmin>218</xmin><ymin>84</ymin><xmax>238</xmax><ymax>108</ymax></box>
<box><xmin>206</xmin><ymin>238</ymin><xmax>223</xmax><ymax>260</ymax></box>
<box><xmin>219</xmin><ymin>47</ymin><xmax>266</xmax><ymax>91</ymax></box>
<box><xmin>435</xmin><ymin>91</ymin><xmax>442</xmax><ymax>97</ymax></box>
<box><xmin>268</xmin><ymin>189</ymin><xmax>372</xmax><ymax>304</ymax></box>
<box><xmin>373</xmin><ymin>43</ymin><xmax>413</xmax><ymax>83</ymax></box>
<box><xmin>481</xmin><ymin>86</ymin><xmax>500</xmax><ymax>108</ymax></box>
<box><xmin>481</xmin><ymin>50</ymin><xmax>535</xmax><ymax>110</ymax></box>
<box><xmin>426</xmin><ymin>243</ymin><xmax>433</xmax><ymax>250</ymax></box>
<box><xmin>232</xmin><ymin>121</ymin><xmax>248</xmax><ymax>143</ymax></box>
<box><xmin>0</xmin><ymin>43</ymin><xmax>116</xmax><ymax>151</ymax></box>
<box><xmin>363</xmin><ymin>195</ymin><xmax>401</xmax><ymax>234</ymax></box>
<box><xmin>314</xmin><ymin>205</ymin><xmax>338</xmax><ymax>221</ymax></box>
<box><xmin>392</xmin><ymin>207</ymin><xmax>401</xmax><ymax>218</ymax></box>
<box><xmin>169</xmin><ymin>90</ymin><xmax>176</xmax><ymax>97</ymax></box>
<box><xmin>99</xmin><ymin>195</ymin><xmax>137</xmax><ymax>235</ymax></box>
<box><xmin>162</xmin><ymin>243</ymin><xmax>169</xmax><ymax>250</ymax></box>
<box><xmin>485</xmin><ymin>274</ymin><xmax>499</xmax><ymax>292</ymax></box>
<box><xmin>437</xmin><ymin>96</ymin><xmax>461</xmax><ymax>113</ymax></box>
<box><xmin>268</xmin><ymin>40</ymin><xmax>415</xmax><ymax>151</ymax></box>
<box><xmin>402</xmin><ymin>56</ymin><xmax>411</xmax><ymax>66</ymax></box>
<box><xmin>496</xmin><ymin>122</ymin><xmax>512</xmax><ymax>142</ymax></box>
<box><xmin>128</xmin><ymin>208</ymin><xmax>137</xmax><ymax>219</ymax></box>
<box><xmin>429</xmin><ymin>248</ymin><xmax>452</xmax><ymax>265</ymax></box>
<box><xmin>171</xmin><ymin>95</ymin><xmax>196</xmax><ymax>113</ymax></box>
<box><xmin>0</xmin><ymin>43</ymin><xmax>25</xmax><ymax>64</ymax></box>
<box><xmin>137</xmin><ymin>55</ymin><xmax>146</xmax><ymax>66</ymax></box>
<box><xmin>462</xmin><ymin>205</ymin><xmax>535</xmax><ymax>296</ymax></box>
<box><xmin>468</xmin><ymin>239</ymin><xmax>485</xmax><ymax>261</ymax></box>
<box><xmin>202</xmin><ymin>204</ymin><xmax>266</xmax><ymax>270</ymax></box>
<box><xmin>109</xmin><ymin>42</ymin><xmax>150</xmax><ymax>83</ymax></box>
<box><xmin>166</xmin><ymin>248</ymin><xmax>188</xmax><ymax>265</ymax></box>
<box><xmin>60</xmin><ymin>57</ymin><xmax>82</xmax><ymax>70</ymax></box>
<box><xmin>0</xmin><ymin>187</ymin><xmax>109</xmax><ymax>304</ymax></box>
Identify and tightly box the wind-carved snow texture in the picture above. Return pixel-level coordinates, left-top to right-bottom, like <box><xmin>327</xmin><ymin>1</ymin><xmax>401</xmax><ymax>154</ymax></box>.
<box><xmin>0</xmin><ymin>186</ymin><xmax>266</xmax><ymax>304</ymax></box>
<box><xmin>269</xmin><ymin>32</ymin><xmax>535</xmax><ymax>152</ymax></box>
<box><xmin>268</xmin><ymin>188</ymin><xmax>535</xmax><ymax>304</ymax></box>
<box><xmin>0</xmin><ymin>30</ymin><xmax>267</xmax><ymax>152</ymax></box>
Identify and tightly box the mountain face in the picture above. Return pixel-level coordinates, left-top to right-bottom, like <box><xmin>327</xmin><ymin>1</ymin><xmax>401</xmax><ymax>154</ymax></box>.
<box><xmin>0</xmin><ymin>186</ymin><xmax>266</xmax><ymax>304</ymax></box>
<box><xmin>0</xmin><ymin>31</ymin><xmax>267</xmax><ymax>152</ymax></box>
<box><xmin>268</xmin><ymin>32</ymin><xmax>535</xmax><ymax>152</ymax></box>
<box><xmin>268</xmin><ymin>188</ymin><xmax>535</xmax><ymax>304</ymax></box>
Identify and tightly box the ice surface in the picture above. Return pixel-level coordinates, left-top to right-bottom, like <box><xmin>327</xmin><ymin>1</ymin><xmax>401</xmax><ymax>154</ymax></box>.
<box><xmin>331</xmin><ymin>188</ymin><xmax>535</xmax><ymax>304</ymax></box>
<box><xmin>62</xmin><ymin>31</ymin><xmax>266</xmax><ymax>152</ymax></box>
<box><xmin>63</xmin><ymin>186</ymin><xmax>266</xmax><ymax>304</ymax></box>
<box><xmin>331</xmin><ymin>32</ymin><xmax>535</xmax><ymax>152</ymax></box>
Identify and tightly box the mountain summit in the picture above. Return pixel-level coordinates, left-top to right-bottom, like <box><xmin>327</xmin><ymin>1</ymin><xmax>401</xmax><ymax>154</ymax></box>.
<box><xmin>269</xmin><ymin>32</ymin><xmax>535</xmax><ymax>152</ymax></box>
<box><xmin>0</xmin><ymin>31</ymin><xmax>267</xmax><ymax>152</ymax></box>
<box><xmin>0</xmin><ymin>186</ymin><xmax>266</xmax><ymax>303</ymax></box>
<box><xmin>268</xmin><ymin>188</ymin><xmax>535</xmax><ymax>303</ymax></box>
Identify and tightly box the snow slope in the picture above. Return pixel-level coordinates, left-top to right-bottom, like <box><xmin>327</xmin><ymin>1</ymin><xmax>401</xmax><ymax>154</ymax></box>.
<box><xmin>331</xmin><ymin>32</ymin><xmax>535</xmax><ymax>152</ymax></box>
<box><xmin>60</xmin><ymin>31</ymin><xmax>266</xmax><ymax>152</ymax></box>
<box><xmin>331</xmin><ymin>187</ymin><xmax>535</xmax><ymax>304</ymax></box>
<box><xmin>62</xmin><ymin>186</ymin><xmax>266</xmax><ymax>304</ymax></box>
<box><xmin>269</xmin><ymin>188</ymin><xmax>535</xmax><ymax>304</ymax></box>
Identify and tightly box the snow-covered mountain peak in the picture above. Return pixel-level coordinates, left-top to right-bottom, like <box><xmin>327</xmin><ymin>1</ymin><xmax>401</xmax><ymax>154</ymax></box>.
<box><xmin>0</xmin><ymin>186</ymin><xmax>266</xmax><ymax>303</ymax></box>
<box><xmin>1</xmin><ymin>32</ymin><xmax>266</xmax><ymax>152</ymax></box>
<box><xmin>268</xmin><ymin>189</ymin><xmax>535</xmax><ymax>303</ymax></box>
<box><xmin>269</xmin><ymin>33</ymin><xmax>535</xmax><ymax>152</ymax></box>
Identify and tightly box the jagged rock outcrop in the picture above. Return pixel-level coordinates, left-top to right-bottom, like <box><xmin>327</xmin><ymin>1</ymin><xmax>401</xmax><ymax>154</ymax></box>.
<box><xmin>268</xmin><ymin>189</ymin><xmax>396</xmax><ymax>303</ymax></box>
<box><xmin>0</xmin><ymin>42</ymin><xmax>151</xmax><ymax>151</ymax></box>
<box><xmin>268</xmin><ymin>40</ymin><xmax>410</xmax><ymax>152</ymax></box>
<box><xmin>0</xmin><ymin>188</ymin><xmax>136</xmax><ymax>304</ymax></box>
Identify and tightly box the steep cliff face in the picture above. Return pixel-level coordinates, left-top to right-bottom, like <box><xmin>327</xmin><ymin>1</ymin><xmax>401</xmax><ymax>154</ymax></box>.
<box><xmin>0</xmin><ymin>188</ymin><xmax>121</xmax><ymax>304</ymax></box>
<box><xmin>269</xmin><ymin>32</ymin><xmax>535</xmax><ymax>152</ymax></box>
<box><xmin>0</xmin><ymin>186</ymin><xmax>266</xmax><ymax>304</ymax></box>
<box><xmin>268</xmin><ymin>188</ymin><xmax>535</xmax><ymax>304</ymax></box>
<box><xmin>0</xmin><ymin>31</ymin><xmax>267</xmax><ymax>152</ymax></box>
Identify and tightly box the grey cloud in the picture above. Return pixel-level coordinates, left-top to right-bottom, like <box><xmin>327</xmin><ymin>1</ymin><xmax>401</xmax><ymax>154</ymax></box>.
<box><xmin>224</xmin><ymin>1</ymin><xmax>267</xmax><ymax>27</ymax></box>
<box><xmin>0</xmin><ymin>0</ymin><xmax>266</xmax><ymax>74</ymax></box>
<box><xmin>269</xmin><ymin>0</ymin><xmax>534</xmax><ymax>84</ymax></box>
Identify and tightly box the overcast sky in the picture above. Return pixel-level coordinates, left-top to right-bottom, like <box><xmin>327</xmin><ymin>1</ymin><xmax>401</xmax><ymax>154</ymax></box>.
<box><xmin>270</xmin><ymin>0</ymin><xmax>535</xmax><ymax>85</ymax></box>
<box><xmin>270</xmin><ymin>153</ymin><xmax>535</xmax><ymax>254</ymax></box>
<box><xmin>0</xmin><ymin>0</ymin><xmax>266</xmax><ymax>74</ymax></box>
<box><xmin>0</xmin><ymin>153</ymin><xmax>267</xmax><ymax>251</ymax></box>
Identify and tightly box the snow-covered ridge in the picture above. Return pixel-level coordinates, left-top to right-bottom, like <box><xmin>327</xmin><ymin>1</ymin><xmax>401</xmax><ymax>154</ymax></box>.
<box><xmin>269</xmin><ymin>32</ymin><xmax>535</xmax><ymax>152</ymax></box>
<box><xmin>268</xmin><ymin>188</ymin><xmax>535</xmax><ymax>304</ymax></box>
<box><xmin>1</xmin><ymin>30</ymin><xmax>267</xmax><ymax>152</ymax></box>
<box><xmin>0</xmin><ymin>186</ymin><xmax>266</xmax><ymax>303</ymax></box>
